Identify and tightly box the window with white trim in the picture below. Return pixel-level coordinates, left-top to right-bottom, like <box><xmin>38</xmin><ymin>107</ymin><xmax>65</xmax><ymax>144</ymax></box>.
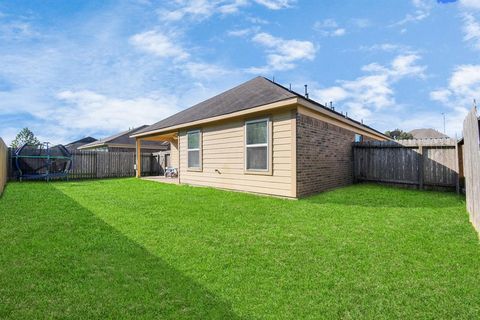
<box><xmin>245</xmin><ymin>118</ymin><xmax>269</xmax><ymax>171</ymax></box>
<box><xmin>187</xmin><ymin>130</ymin><xmax>201</xmax><ymax>169</ymax></box>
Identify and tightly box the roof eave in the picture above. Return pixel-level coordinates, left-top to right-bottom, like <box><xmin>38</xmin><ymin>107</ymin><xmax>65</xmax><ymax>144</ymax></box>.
<box><xmin>131</xmin><ymin>97</ymin><xmax>300</xmax><ymax>138</ymax></box>
<box><xmin>131</xmin><ymin>95</ymin><xmax>389</xmax><ymax>141</ymax></box>
<box><xmin>78</xmin><ymin>142</ymin><xmax>107</xmax><ymax>150</ymax></box>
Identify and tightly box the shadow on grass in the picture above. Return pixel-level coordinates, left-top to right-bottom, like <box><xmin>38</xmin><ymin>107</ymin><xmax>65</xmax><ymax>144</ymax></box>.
<box><xmin>0</xmin><ymin>183</ymin><xmax>241</xmax><ymax>319</ymax></box>
<box><xmin>302</xmin><ymin>183</ymin><xmax>463</xmax><ymax>209</ymax></box>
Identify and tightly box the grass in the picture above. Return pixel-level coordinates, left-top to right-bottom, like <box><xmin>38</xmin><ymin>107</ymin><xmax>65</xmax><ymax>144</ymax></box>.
<box><xmin>0</xmin><ymin>178</ymin><xmax>479</xmax><ymax>319</ymax></box>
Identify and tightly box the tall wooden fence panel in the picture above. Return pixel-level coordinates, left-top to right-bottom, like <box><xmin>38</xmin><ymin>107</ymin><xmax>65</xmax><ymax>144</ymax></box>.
<box><xmin>8</xmin><ymin>150</ymin><xmax>162</xmax><ymax>180</ymax></box>
<box><xmin>462</xmin><ymin>107</ymin><xmax>480</xmax><ymax>233</ymax></box>
<box><xmin>353</xmin><ymin>139</ymin><xmax>458</xmax><ymax>190</ymax></box>
<box><xmin>0</xmin><ymin>138</ymin><xmax>7</xmax><ymax>195</ymax></box>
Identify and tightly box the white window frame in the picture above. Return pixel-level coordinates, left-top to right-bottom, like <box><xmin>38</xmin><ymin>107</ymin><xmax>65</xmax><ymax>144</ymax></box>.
<box><xmin>244</xmin><ymin>118</ymin><xmax>270</xmax><ymax>173</ymax></box>
<box><xmin>187</xmin><ymin>129</ymin><xmax>202</xmax><ymax>171</ymax></box>
<box><xmin>355</xmin><ymin>134</ymin><xmax>363</xmax><ymax>143</ymax></box>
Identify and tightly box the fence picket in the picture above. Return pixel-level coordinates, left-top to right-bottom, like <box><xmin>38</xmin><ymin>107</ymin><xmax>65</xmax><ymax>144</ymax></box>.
<box><xmin>7</xmin><ymin>150</ymin><xmax>162</xmax><ymax>181</ymax></box>
<box><xmin>462</xmin><ymin>107</ymin><xmax>480</xmax><ymax>233</ymax></box>
<box><xmin>353</xmin><ymin>139</ymin><xmax>458</xmax><ymax>189</ymax></box>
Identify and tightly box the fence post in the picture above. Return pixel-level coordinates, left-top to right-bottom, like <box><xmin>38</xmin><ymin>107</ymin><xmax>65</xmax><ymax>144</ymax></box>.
<box><xmin>352</xmin><ymin>144</ymin><xmax>357</xmax><ymax>183</ymax></box>
<box><xmin>418</xmin><ymin>145</ymin><xmax>424</xmax><ymax>190</ymax></box>
<box><xmin>95</xmin><ymin>151</ymin><xmax>98</xmax><ymax>178</ymax></box>
<box><xmin>0</xmin><ymin>139</ymin><xmax>7</xmax><ymax>195</ymax></box>
<box><xmin>455</xmin><ymin>139</ymin><xmax>460</xmax><ymax>194</ymax></box>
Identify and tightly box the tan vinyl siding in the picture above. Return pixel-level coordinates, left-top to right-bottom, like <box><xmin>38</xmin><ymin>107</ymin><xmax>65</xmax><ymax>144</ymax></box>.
<box><xmin>178</xmin><ymin>109</ymin><xmax>294</xmax><ymax>197</ymax></box>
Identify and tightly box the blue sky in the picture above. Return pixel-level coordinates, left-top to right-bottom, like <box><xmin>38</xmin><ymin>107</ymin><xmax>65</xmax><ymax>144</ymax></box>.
<box><xmin>0</xmin><ymin>0</ymin><xmax>479</xmax><ymax>144</ymax></box>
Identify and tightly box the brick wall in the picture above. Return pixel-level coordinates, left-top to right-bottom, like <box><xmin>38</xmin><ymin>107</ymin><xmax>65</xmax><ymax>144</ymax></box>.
<box><xmin>296</xmin><ymin>113</ymin><xmax>375</xmax><ymax>197</ymax></box>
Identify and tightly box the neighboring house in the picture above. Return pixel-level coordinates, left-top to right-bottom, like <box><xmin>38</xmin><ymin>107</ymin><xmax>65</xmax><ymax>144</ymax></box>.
<box><xmin>132</xmin><ymin>77</ymin><xmax>389</xmax><ymax>198</ymax></box>
<box><xmin>409</xmin><ymin>128</ymin><xmax>449</xmax><ymax>139</ymax></box>
<box><xmin>80</xmin><ymin>126</ymin><xmax>169</xmax><ymax>153</ymax></box>
<box><xmin>65</xmin><ymin>137</ymin><xmax>97</xmax><ymax>151</ymax></box>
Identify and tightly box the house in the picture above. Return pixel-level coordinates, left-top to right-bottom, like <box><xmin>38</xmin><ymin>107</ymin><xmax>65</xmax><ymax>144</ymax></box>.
<box><xmin>132</xmin><ymin>77</ymin><xmax>389</xmax><ymax>198</ymax></box>
<box><xmin>409</xmin><ymin>128</ymin><xmax>449</xmax><ymax>139</ymax></box>
<box><xmin>65</xmin><ymin>136</ymin><xmax>97</xmax><ymax>151</ymax></box>
<box><xmin>79</xmin><ymin>125</ymin><xmax>169</xmax><ymax>153</ymax></box>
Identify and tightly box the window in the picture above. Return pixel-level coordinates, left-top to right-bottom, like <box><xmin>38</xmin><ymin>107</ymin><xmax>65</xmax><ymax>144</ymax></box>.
<box><xmin>245</xmin><ymin>118</ymin><xmax>269</xmax><ymax>171</ymax></box>
<box><xmin>355</xmin><ymin>134</ymin><xmax>363</xmax><ymax>143</ymax></box>
<box><xmin>187</xmin><ymin>130</ymin><xmax>201</xmax><ymax>169</ymax></box>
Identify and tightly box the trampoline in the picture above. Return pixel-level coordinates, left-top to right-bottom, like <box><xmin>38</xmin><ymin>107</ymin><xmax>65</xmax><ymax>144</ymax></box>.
<box><xmin>14</xmin><ymin>143</ymin><xmax>73</xmax><ymax>181</ymax></box>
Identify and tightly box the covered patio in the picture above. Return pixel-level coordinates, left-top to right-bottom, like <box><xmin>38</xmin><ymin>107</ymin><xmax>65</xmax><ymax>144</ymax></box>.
<box><xmin>134</xmin><ymin>131</ymin><xmax>179</xmax><ymax>178</ymax></box>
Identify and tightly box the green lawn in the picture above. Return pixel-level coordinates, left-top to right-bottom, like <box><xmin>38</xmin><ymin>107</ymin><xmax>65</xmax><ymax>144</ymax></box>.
<box><xmin>0</xmin><ymin>179</ymin><xmax>479</xmax><ymax>319</ymax></box>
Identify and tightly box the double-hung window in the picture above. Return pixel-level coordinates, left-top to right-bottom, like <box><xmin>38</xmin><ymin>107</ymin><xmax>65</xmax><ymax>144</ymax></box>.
<box><xmin>187</xmin><ymin>130</ymin><xmax>201</xmax><ymax>170</ymax></box>
<box><xmin>245</xmin><ymin>118</ymin><xmax>269</xmax><ymax>172</ymax></box>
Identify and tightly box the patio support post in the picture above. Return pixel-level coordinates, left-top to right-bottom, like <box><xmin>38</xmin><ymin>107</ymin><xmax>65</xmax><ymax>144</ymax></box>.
<box><xmin>136</xmin><ymin>139</ymin><xmax>142</xmax><ymax>178</ymax></box>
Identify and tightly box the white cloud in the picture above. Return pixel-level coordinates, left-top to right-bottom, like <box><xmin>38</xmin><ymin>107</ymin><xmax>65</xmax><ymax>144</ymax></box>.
<box><xmin>316</xmin><ymin>86</ymin><xmax>349</xmax><ymax>102</ymax></box>
<box><xmin>247</xmin><ymin>32</ymin><xmax>316</xmax><ymax>73</ymax></box>
<box><xmin>332</xmin><ymin>28</ymin><xmax>346</xmax><ymax>36</ymax></box>
<box><xmin>253</xmin><ymin>0</ymin><xmax>295</xmax><ymax>10</ymax></box>
<box><xmin>458</xmin><ymin>0</ymin><xmax>480</xmax><ymax>51</ymax></box>
<box><xmin>218</xmin><ymin>0</ymin><xmax>250</xmax><ymax>14</ymax></box>
<box><xmin>158</xmin><ymin>0</ymin><xmax>294</xmax><ymax>22</ymax></box>
<box><xmin>313</xmin><ymin>19</ymin><xmax>347</xmax><ymax>37</ymax></box>
<box><xmin>390</xmin><ymin>54</ymin><xmax>426</xmax><ymax>78</ymax></box>
<box><xmin>430</xmin><ymin>89</ymin><xmax>451</xmax><ymax>104</ymax></box>
<box><xmin>0</xmin><ymin>21</ymin><xmax>39</xmax><ymax>40</ymax></box>
<box><xmin>129</xmin><ymin>30</ymin><xmax>189</xmax><ymax>60</ymax></box>
<box><xmin>159</xmin><ymin>0</ymin><xmax>221</xmax><ymax>21</ymax></box>
<box><xmin>359</xmin><ymin>43</ymin><xmax>412</xmax><ymax>53</ymax></box>
<box><xmin>55</xmin><ymin>90</ymin><xmax>180</xmax><ymax>132</ymax></box>
<box><xmin>431</xmin><ymin>65</ymin><xmax>480</xmax><ymax>105</ymax></box>
<box><xmin>460</xmin><ymin>0</ymin><xmax>480</xmax><ymax>10</ymax></box>
<box><xmin>462</xmin><ymin>13</ymin><xmax>480</xmax><ymax>50</ymax></box>
<box><xmin>246</xmin><ymin>16</ymin><xmax>269</xmax><ymax>24</ymax></box>
<box><xmin>314</xmin><ymin>54</ymin><xmax>426</xmax><ymax>121</ymax></box>
<box><xmin>0</xmin><ymin>6</ymin><xmax>242</xmax><ymax>145</ymax></box>
<box><xmin>180</xmin><ymin>62</ymin><xmax>232</xmax><ymax>79</ymax></box>
<box><xmin>391</xmin><ymin>0</ymin><xmax>433</xmax><ymax>27</ymax></box>
<box><xmin>351</xmin><ymin>18</ymin><xmax>371</xmax><ymax>28</ymax></box>
<box><xmin>129</xmin><ymin>29</ymin><xmax>232</xmax><ymax>80</ymax></box>
<box><xmin>428</xmin><ymin>64</ymin><xmax>480</xmax><ymax>136</ymax></box>
<box><xmin>227</xmin><ymin>27</ymin><xmax>259</xmax><ymax>37</ymax></box>
<box><xmin>360</xmin><ymin>54</ymin><xmax>426</xmax><ymax>79</ymax></box>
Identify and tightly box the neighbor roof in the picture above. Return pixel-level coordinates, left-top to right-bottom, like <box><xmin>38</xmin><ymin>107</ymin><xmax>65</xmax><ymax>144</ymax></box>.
<box><xmin>409</xmin><ymin>128</ymin><xmax>449</xmax><ymax>139</ymax></box>
<box><xmin>79</xmin><ymin>126</ymin><xmax>168</xmax><ymax>149</ymax></box>
<box><xmin>134</xmin><ymin>76</ymin><xmax>388</xmax><ymax>139</ymax></box>
<box><xmin>65</xmin><ymin>136</ymin><xmax>97</xmax><ymax>149</ymax></box>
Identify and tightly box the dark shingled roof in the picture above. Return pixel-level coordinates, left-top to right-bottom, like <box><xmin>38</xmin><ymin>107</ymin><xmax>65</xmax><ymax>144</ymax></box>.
<box><xmin>135</xmin><ymin>76</ymin><xmax>388</xmax><ymax>138</ymax></box>
<box><xmin>65</xmin><ymin>137</ymin><xmax>97</xmax><ymax>150</ymax></box>
<box><xmin>80</xmin><ymin>126</ymin><xmax>168</xmax><ymax>149</ymax></box>
<box><xmin>135</xmin><ymin>77</ymin><xmax>297</xmax><ymax>135</ymax></box>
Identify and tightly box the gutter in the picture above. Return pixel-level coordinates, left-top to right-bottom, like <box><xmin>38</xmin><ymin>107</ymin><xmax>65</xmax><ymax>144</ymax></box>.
<box><xmin>131</xmin><ymin>96</ymin><xmax>390</xmax><ymax>141</ymax></box>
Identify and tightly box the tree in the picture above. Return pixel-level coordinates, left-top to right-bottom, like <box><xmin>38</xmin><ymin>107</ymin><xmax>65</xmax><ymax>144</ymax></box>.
<box><xmin>10</xmin><ymin>128</ymin><xmax>41</xmax><ymax>149</ymax></box>
<box><xmin>384</xmin><ymin>129</ymin><xmax>414</xmax><ymax>140</ymax></box>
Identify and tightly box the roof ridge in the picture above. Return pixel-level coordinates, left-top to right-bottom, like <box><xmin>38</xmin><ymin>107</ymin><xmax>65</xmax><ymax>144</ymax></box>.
<box><xmin>134</xmin><ymin>76</ymin><xmax>388</xmax><ymax>139</ymax></box>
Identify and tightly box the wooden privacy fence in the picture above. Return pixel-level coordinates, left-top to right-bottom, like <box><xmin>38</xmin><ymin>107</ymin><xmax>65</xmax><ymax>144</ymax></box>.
<box><xmin>8</xmin><ymin>149</ymin><xmax>163</xmax><ymax>180</ymax></box>
<box><xmin>353</xmin><ymin>139</ymin><xmax>459</xmax><ymax>190</ymax></box>
<box><xmin>462</xmin><ymin>107</ymin><xmax>480</xmax><ymax>233</ymax></box>
<box><xmin>0</xmin><ymin>138</ymin><xmax>7</xmax><ymax>195</ymax></box>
